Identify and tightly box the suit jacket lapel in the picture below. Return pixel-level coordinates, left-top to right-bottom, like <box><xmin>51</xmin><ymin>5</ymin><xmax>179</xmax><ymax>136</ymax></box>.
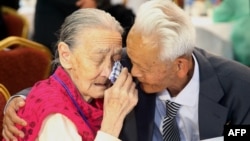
<box><xmin>119</xmin><ymin>110</ymin><xmax>138</xmax><ymax>141</ymax></box>
<box><xmin>119</xmin><ymin>87</ymin><xmax>156</xmax><ymax>141</ymax></box>
<box><xmin>120</xmin><ymin>48</ymin><xmax>156</xmax><ymax>141</ymax></box>
<box><xmin>194</xmin><ymin>49</ymin><xmax>229</xmax><ymax>140</ymax></box>
<box><xmin>135</xmin><ymin>87</ymin><xmax>156</xmax><ymax>141</ymax></box>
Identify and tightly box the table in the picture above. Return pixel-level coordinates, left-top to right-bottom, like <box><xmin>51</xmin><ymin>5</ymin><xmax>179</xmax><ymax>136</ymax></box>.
<box><xmin>192</xmin><ymin>16</ymin><xmax>233</xmax><ymax>60</ymax></box>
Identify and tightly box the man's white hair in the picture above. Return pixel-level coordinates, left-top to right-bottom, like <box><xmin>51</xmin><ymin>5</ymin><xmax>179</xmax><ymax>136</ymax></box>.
<box><xmin>132</xmin><ymin>0</ymin><xmax>196</xmax><ymax>61</ymax></box>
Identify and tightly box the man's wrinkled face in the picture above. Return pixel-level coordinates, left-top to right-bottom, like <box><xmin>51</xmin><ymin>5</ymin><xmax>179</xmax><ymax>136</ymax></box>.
<box><xmin>68</xmin><ymin>28</ymin><xmax>122</xmax><ymax>99</ymax></box>
<box><xmin>127</xmin><ymin>30</ymin><xmax>177</xmax><ymax>93</ymax></box>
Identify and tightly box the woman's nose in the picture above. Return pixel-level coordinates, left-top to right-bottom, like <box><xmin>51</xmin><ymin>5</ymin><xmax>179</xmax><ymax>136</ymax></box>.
<box><xmin>101</xmin><ymin>64</ymin><xmax>112</xmax><ymax>78</ymax></box>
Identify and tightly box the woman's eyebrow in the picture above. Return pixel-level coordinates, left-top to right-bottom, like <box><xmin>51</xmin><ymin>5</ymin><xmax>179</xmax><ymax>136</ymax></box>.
<box><xmin>95</xmin><ymin>48</ymin><xmax>110</xmax><ymax>53</ymax></box>
<box><xmin>94</xmin><ymin>48</ymin><xmax>122</xmax><ymax>54</ymax></box>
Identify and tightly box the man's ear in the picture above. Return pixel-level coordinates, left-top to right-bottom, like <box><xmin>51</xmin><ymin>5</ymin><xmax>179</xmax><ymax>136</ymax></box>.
<box><xmin>175</xmin><ymin>57</ymin><xmax>190</xmax><ymax>78</ymax></box>
<box><xmin>58</xmin><ymin>42</ymin><xmax>72</xmax><ymax>69</ymax></box>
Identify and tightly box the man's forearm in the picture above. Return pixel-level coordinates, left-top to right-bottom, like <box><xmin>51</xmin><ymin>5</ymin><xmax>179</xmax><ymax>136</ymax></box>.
<box><xmin>16</xmin><ymin>87</ymin><xmax>32</xmax><ymax>96</ymax></box>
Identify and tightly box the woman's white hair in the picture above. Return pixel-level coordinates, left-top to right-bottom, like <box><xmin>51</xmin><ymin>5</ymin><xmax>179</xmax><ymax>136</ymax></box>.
<box><xmin>58</xmin><ymin>8</ymin><xmax>123</xmax><ymax>47</ymax></box>
<box><xmin>51</xmin><ymin>8</ymin><xmax>123</xmax><ymax>72</ymax></box>
<box><xmin>132</xmin><ymin>0</ymin><xmax>196</xmax><ymax>61</ymax></box>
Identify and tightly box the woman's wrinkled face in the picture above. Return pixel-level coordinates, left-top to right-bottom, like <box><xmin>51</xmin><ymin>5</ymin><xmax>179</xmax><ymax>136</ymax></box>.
<box><xmin>64</xmin><ymin>28</ymin><xmax>122</xmax><ymax>100</ymax></box>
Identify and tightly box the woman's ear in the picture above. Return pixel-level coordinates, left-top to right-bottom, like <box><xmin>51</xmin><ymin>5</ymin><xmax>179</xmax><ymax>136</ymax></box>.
<box><xmin>58</xmin><ymin>42</ymin><xmax>72</xmax><ymax>69</ymax></box>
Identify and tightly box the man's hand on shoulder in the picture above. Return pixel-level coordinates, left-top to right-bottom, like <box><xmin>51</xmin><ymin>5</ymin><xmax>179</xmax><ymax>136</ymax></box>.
<box><xmin>2</xmin><ymin>96</ymin><xmax>27</xmax><ymax>140</ymax></box>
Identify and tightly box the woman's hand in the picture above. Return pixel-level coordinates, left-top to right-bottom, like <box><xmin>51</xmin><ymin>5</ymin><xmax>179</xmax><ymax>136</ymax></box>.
<box><xmin>2</xmin><ymin>96</ymin><xmax>27</xmax><ymax>141</ymax></box>
<box><xmin>101</xmin><ymin>67</ymin><xmax>138</xmax><ymax>137</ymax></box>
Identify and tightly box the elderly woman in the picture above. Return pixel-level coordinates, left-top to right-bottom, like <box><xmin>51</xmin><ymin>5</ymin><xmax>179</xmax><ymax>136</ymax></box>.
<box><xmin>2</xmin><ymin>8</ymin><xmax>137</xmax><ymax>141</ymax></box>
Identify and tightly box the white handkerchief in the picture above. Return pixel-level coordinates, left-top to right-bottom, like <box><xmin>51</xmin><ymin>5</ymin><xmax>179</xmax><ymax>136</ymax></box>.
<box><xmin>109</xmin><ymin>61</ymin><xmax>122</xmax><ymax>83</ymax></box>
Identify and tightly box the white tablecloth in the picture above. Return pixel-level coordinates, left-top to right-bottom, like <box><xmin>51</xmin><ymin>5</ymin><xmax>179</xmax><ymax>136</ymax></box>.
<box><xmin>192</xmin><ymin>16</ymin><xmax>233</xmax><ymax>60</ymax></box>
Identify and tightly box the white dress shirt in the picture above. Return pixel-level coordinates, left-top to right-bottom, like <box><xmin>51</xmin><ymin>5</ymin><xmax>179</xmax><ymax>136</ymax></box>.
<box><xmin>37</xmin><ymin>113</ymin><xmax>121</xmax><ymax>141</ymax></box>
<box><xmin>153</xmin><ymin>55</ymin><xmax>200</xmax><ymax>141</ymax></box>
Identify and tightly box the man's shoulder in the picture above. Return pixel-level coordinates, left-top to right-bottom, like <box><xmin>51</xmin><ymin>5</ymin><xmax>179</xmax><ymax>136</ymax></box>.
<box><xmin>121</xmin><ymin>48</ymin><xmax>133</xmax><ymax>71</ymax></box>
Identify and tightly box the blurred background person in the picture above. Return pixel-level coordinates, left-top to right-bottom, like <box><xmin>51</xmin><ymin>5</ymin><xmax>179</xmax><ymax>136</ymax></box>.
<box><xmin>0</xmin><ymin>0</ymin><xmax>20</xmax><ymax>40</ymax></box>
<box><xmin>0</xmin><ymin>0</ymin><xmax>20</xmax><ymax>10</ymax></box>
<box><xmin>32</xmin><ymin>0</ymin><xmax>78</xmax><ymax>55</ymax></box>
<box><xmin>32</xmin><ymin>0</ymin><xmax>134</xmax><ymax>55</ymax></box>
<box><xmin>213</xmin><ymin>0</ymin><xmax>249</xmax><ymax>22</ymax></box>
<box><xmin>231</xmin><ymin>16</ymin><xmax>250</xmax><ymax>67</ymax></box>
<box><xmin>0</xmin><ymin>5</ymin><xmax>8</xmax><ymax>40</ymax></box>
<box><xmin>213</xmin><ymin>0</ymin><xmax>250</xmax><ymax>67</ymax></box>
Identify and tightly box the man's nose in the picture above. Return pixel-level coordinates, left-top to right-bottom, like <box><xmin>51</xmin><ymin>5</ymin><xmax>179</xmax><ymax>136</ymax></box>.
<box><xmin>131</xmin><ymin>66</ymin><xmax>142</xmax><ymax>77</ymax></box>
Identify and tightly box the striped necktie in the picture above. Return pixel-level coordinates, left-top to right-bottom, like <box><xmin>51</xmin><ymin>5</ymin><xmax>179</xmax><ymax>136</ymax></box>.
<box><xmin>162</xmin><ymin>100</ymin><xmax>181</xmax><ymax>141</ymax></box>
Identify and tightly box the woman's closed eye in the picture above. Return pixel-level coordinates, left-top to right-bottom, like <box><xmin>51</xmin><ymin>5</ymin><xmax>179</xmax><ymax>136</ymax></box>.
<box><xmin>90</xmin><ymin>56</ymin><xmax>104</xmax><ymax>65</ymax></box>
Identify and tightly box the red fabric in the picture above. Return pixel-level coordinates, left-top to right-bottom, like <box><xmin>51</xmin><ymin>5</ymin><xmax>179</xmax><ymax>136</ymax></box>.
<box><xmin>12</xmin><ymin>67</ymin><xmax>103</xmax><ymax>141</ymax></box>
<box><xmin>2</xmin><ymin>12</ymin><xmax>24</xmax><ymax>37</ymax></box>
<box><xmin>0</xmin><ymin>46</ymin><xmax>51</xmax><ymax>95</ymax></box>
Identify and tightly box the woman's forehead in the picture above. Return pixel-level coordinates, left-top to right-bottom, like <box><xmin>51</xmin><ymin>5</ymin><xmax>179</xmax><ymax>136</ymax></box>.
<box><xmin>77</xmin><ymin>28</ymin><xmax>122</xmax><ymax>45</ymax></box>
<box><xmin>73</xmin><ymin>30</ymin><xmax>122</xmax><ymax>56</ymax></box>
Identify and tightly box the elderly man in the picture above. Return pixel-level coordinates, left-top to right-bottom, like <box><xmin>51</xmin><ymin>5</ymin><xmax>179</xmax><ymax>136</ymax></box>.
<box><xmin>3</xmin><ymin>0</ymin><xmax>250</xmax><ymax>141</ymax></box>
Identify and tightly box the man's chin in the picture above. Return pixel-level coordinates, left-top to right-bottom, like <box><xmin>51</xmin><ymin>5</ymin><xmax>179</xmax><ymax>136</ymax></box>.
<box><xmin>140</xmin><ymin>83</ymin><xmax>159</xmax><ymax>94</ymax></box>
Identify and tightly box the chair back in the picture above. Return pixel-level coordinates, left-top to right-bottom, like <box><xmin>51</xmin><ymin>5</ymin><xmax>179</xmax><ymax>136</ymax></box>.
<box><xmin>0</xmin><ymin>36</ymin><xmax>52</xmax><ymax>95</ymax></box>
<box><xmin>1</xmin><ymin>6</ymin><xmax>29</xmax><ymax>38</ymax></box>
<box><xmin>0</xmin><ymin>83</ymin><xmax>11</xmax><ymax>140</ymax></box>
